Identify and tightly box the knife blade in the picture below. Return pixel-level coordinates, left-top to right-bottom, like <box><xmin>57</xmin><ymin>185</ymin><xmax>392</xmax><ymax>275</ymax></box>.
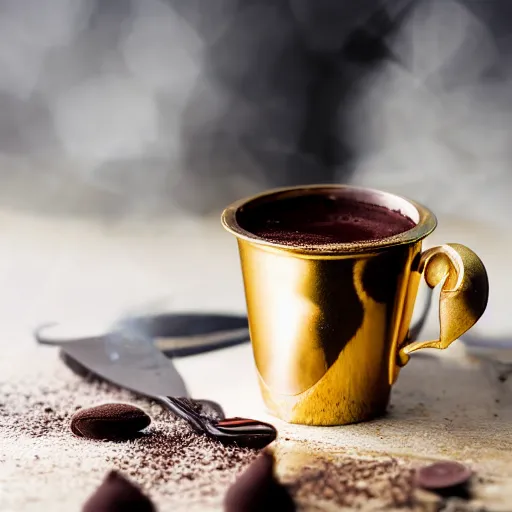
<box><xmin>60</xmin><ymin>329</ymin><xmax>189</xmax><ymax>398</ymax></box>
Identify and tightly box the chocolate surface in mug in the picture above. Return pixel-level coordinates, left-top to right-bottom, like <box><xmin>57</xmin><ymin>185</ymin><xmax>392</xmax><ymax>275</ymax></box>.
<box><xmin>237</xmin><ymin>192</ymin><xmax>416</xmax><ymax>246</ymax></box>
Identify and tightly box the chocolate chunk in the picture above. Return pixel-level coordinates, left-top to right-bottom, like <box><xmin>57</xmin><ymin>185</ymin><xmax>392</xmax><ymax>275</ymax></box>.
<box><xmin>416</xmin><ymin>461</ymin><xmax>472</xmax><ymax>491</ymax></box>
<box><xmin>224</xmin><ymin>451</ymin><xmax>295</xmax><ymax>512</ymax></box>
<box><xmin>70</xmin><ymin>403</ymin><xmax>151</xmax><ymax>440</ymax></box>
<box><xmin>82</xmin><ymin>471</ymin><xmax>155</xmax><ymax>512</ymax></box>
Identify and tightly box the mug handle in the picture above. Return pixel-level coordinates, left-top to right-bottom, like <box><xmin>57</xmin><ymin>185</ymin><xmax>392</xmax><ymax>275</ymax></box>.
<box><xmin>397</xmin><ymin>243</ymin><xmax>489</xmax><ymax>367</ymax></box>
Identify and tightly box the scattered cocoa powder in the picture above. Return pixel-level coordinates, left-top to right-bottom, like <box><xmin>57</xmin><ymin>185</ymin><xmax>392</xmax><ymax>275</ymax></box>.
<box><xmin>105</xmin><ymin>423</ymin><xmax>259</xmax><ymax>495</ymax></box>
<box><xmin>1</xmin><ymin>372</ymin><xmax>260</xmax><ymax>510</ymax></box>
<box><xmin>284</xmin><ymin>456</ymin><xmax>417</xmax><ymax>509</ymax></box>
<box><xmin>0</xmin><ymin>355</ymin><xmax>488</xmax><ymax>512</ymax></box>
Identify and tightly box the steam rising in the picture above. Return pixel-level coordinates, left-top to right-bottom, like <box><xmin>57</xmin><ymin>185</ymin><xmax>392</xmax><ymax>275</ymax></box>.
<box><xmin>348</xmin><ymin>0</ymin><xmax>512</xmax><ymax>226</ymax></box>
<box><xmin>0</xmin><ymin>0</ymin><xmax>511</xmax><ymax>224</ymax></box>
<box><xmin>0</xmin><ymin>0</ymin><xmax>89</xmax><ymax>99</ymax></box>
<box><xmin>0</xmin><ymin>0</ymin><xmax>214</xmax><ymax>216</ymax></box>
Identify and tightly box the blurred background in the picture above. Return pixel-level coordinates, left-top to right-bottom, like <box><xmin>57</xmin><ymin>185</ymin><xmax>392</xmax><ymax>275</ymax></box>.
<box><xmin>0</xmin><ymin>0</ymin><xmax>510</xmax><ymax>340</ymax></box>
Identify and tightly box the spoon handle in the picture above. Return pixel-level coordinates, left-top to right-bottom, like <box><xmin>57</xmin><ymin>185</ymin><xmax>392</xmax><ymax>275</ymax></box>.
<box><xmin>157</xmin><ymin>396</ymin><xmax>207</xmax><ymax>434</ymax></box>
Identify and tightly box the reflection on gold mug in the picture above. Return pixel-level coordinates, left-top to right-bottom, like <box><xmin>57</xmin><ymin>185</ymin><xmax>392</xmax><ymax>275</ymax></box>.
<box><xmin>222</xmin><ymin>185</ymin><xmax>489</xmax><ymax>426</ymax></box>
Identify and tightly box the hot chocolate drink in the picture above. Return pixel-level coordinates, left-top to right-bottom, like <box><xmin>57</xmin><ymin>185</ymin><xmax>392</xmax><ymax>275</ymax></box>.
<box><xmin>237</xmin><ymin>192</ymin><xmax>415</xmax><ymax>246</ymax></box>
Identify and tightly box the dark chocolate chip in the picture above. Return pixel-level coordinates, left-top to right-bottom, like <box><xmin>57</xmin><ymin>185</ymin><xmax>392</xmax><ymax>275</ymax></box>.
<box><xmin>70</xmin><ymin>403</ymin><xmax>151</xmax><ymax>440</ymax></box>
<box><xmin>416</xmin><ymin>461</ymin><xmax>472</xmax><ymax>491</ymax></box>
<box><xmin>224</xmin><ymin>451</ymin><xmax>295</xmax><ymax>512</ymax></box>
<box><xmin>82</xmin><ymin>471</ymin><xmax>155</xmax><ymax>512</ymax></box>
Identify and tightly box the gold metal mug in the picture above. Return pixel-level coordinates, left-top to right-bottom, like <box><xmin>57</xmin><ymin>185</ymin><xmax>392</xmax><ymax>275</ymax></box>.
<box><xmin>222</xmin><ymin>185</ymin><xmax>489</xmax><ymax>425</ymax></box>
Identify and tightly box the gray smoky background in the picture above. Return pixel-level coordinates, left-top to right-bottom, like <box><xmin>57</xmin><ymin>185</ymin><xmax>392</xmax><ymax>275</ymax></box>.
<box><xmin>1</xmin><ymin>0</ymin><xmax>511</xmax><ymax>224</ymax></box>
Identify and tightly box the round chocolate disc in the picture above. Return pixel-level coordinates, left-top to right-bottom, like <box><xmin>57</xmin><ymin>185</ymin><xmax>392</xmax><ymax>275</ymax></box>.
<box><xmin>70</xmin><ymin>403</ymin><xmax>151</xmax><ymax>440</ymax></box>
<box><xmin>416</xmin><ymin>461</ymin><xmax>472</xmax><ymax>490</ymax></box>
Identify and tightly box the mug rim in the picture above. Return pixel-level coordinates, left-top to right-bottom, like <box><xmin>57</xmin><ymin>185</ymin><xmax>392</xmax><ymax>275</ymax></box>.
<box><xmin>221</xmin><ymin>184</ymin><xmax>437</xmax><ymax>256</ymax></box>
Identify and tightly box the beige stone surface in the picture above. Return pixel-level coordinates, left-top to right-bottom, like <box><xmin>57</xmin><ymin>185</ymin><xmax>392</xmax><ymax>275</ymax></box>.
<box><xmin>0</xmin><ymin>212</ymin><xmax>511</xmax><ymax>511</ymax></box>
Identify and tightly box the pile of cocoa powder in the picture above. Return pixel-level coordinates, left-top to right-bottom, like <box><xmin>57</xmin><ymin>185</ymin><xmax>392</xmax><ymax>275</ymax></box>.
<box><xmin>286</xmin><ymin>456</ymin><xmax>416</xmax><ymax>509</ymax></box>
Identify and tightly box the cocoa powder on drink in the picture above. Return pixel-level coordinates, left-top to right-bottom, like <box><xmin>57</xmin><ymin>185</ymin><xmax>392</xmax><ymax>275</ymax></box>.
<box><xmin>238</xmin><ymin>192</ymin><xmax>416</xmax><ymax>246</ymax></box>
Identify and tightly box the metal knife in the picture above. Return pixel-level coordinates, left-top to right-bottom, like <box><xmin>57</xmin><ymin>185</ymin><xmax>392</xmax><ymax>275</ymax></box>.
<box><xmin>59</xmin><ymin>329</ymin><xmax>190</xmax><ymax>398</ymax></box>
<box><xmin>47</xmin><ymin>321</ymin><xmax>276</xmax><ymax>447</ymax></box>
<box><xmin>35</xmin><ymin>312</ymin><xmax>250</xmax><ymax>357</ymax></box>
